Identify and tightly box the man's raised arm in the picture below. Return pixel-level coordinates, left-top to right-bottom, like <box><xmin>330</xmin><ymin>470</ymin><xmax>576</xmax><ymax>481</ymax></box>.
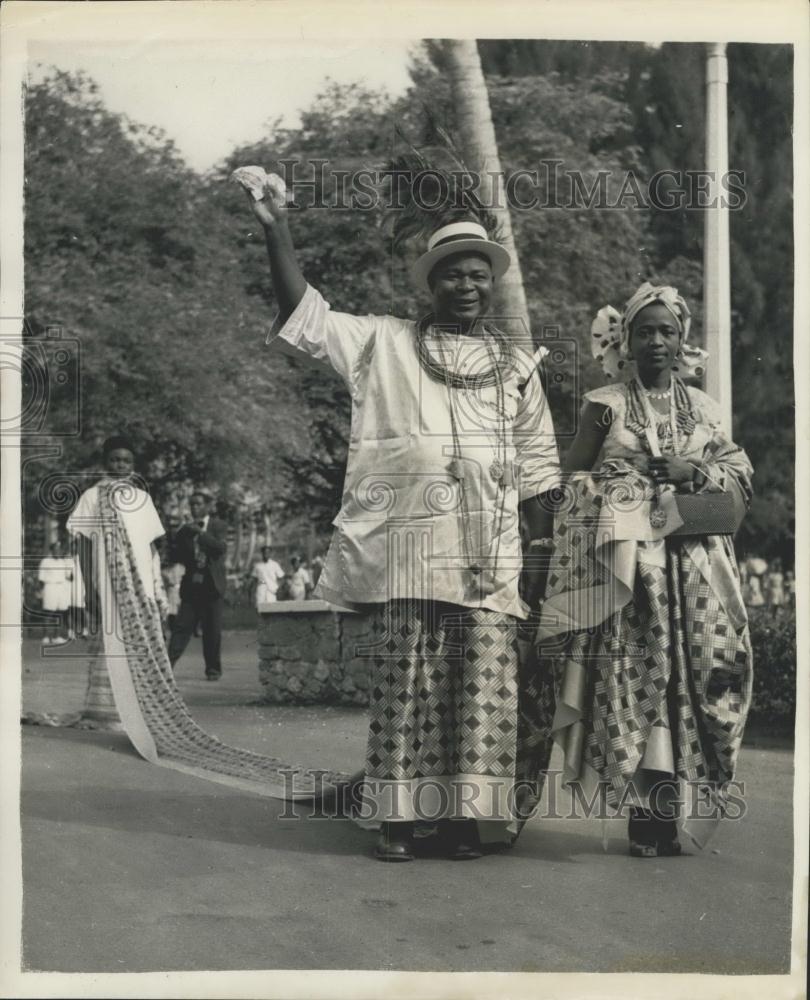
<box><xmin>237</xmin><ymin>171</ymin><xmax>306</xmax><ymax>323</ymax></box>
<box><xmin>234</xmin><ymin>166</ymin><xmax>376</xmax><ymax>385</ymax></box>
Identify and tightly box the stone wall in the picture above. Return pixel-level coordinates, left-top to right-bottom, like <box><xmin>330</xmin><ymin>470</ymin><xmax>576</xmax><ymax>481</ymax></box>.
<box><xmin>257</xmin><ymin>601</ymin><xmax>375</xmax><ymax>706</ymax></box>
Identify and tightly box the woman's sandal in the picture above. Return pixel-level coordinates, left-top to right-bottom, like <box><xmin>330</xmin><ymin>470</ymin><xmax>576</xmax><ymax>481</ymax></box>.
<box><xmin>629</xmin><ymin>839</ymin><xmax>659</xmax><ymax>859</ymax></box>
<box><xmin>628</xmin><ymin>807</ymin><xmax>657</xmax><ymax>858</ymax></box>
<box><xmin>628</xmin><ymin>809</ymin><xmax>683</xmax><ymax>858</ymax></box>
<box><xmin>655</xmin><ymin>817</ymin><xmax>683</xmax><ymax>856</ymax></box>
<box><xmin>443</xmin><ymin>819</ymin><xmax>484</xmax><ymax>861</ymax></box>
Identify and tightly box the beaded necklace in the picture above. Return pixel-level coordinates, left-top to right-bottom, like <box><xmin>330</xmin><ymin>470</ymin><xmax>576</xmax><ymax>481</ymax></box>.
<box><xmin>636</xmin><ymin>376</ymin><xmax>678</xmax><ymax>528</ymax></box>
<box><xmin>636</xmin><ymin>375</ymin><xmax>679</xmax><ymax>456</ymax></box>
<box><xmin>415</xmin><ymin>315</ymin><xmax>515</xmax><ymax>389</ymax></box>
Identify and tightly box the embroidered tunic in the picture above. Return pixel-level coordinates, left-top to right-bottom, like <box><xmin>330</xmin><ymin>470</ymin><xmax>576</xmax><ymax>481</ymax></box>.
<box><xmin>269</xmin><ymin>284</ymin><xmax>561</xmax><ymax>619</ymax></box>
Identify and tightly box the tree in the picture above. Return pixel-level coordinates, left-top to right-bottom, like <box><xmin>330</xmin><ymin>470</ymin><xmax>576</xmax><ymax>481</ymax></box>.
<box><xmin>214</xmin><ymin>82</ymin><xmax>402</xmax><ymax>531</ymax></box>
<box><xmin>24</xmin><ymin>69</ymin><xmax>304</xmax><ymax>516</ymax></box>
<box><xmin>477</xmin><ymin>40</ymin><xmax>795</xmax><ymax>558</ymax></box>
<box><xmin>624</xmin><ymin>43</ymin><xmax>794</xmax><ymax>557</ymax></box>
<box><xmin>25</xmin><ymin>45</ymin><xmax>792</xmax><ymax>561</ymax></box>
<box><xmin>220</xmin><ymin>58</ymin><xmax>661</xmax><ymax>506</ymax></box>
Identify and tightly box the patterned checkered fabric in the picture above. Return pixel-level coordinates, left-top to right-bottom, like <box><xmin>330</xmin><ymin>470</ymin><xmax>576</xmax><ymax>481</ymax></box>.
<box><xmin>536</xmin><ymin>474</ymin><xmax>753</xmax><ymax>811</ymax></box>
<box><xmin>516</xmin><ymin>645</ymin><xmax>559</xmax><ymax>787</ymax></box>
<box><xmin>93</xmin><ymin>484</ymin><xmax>353</xmax><ymax>800</ymax></box>
<box><xmin>363</xmin><ymin>600</ymin><xmax>535</xmax><ymax>820</ymax></box>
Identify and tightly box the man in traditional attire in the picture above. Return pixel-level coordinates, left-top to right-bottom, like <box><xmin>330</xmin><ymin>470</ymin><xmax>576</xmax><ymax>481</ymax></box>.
<box><xmin>235</xmin><ymin>166</ymin><xmax>561</xmax><ymax>861</ymax></box>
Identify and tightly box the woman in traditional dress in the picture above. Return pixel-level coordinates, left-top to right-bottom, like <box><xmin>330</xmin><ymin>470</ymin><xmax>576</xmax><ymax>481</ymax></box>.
<box><xmin>532</xmin><ymin>283</ymin><xmax>754</xmax><ymax>858</ymax></box>
<box><xmin>67</xmin><ymin>435</ymin><xmax>168</xmax><ymax>728</ymax></box>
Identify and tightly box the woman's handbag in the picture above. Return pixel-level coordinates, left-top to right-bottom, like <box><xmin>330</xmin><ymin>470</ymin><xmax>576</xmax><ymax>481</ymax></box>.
<box><xmin>641</xmin><ymin>421</ymin><xmax>746</xmax><ymax>538</ymax></box>
<box><xmin>669</xmin><ymin>489</ymin><xmax>744</xmax><ymax>537</ymax></box>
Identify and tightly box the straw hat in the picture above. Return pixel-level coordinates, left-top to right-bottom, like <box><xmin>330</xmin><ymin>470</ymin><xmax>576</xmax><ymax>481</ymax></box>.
<box><xmin>411</xmin><ymin>220</ymin><xmax>511</xmax><ymax>294</ymax></box>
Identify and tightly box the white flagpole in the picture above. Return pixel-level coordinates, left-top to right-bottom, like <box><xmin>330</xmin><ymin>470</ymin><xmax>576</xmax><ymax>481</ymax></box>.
<box><xmin>703</xmin><ymin>42</ymin><xmax>733</xmax><ymax>433</ymax></box>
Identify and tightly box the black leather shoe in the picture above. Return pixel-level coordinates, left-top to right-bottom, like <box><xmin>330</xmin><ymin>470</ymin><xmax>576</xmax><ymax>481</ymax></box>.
<box><xmin>375</xmin><ymin>822</ymin><xmax>415</xmax><ymax>862</ymax></box>
<box><xmin>445</xmin><ymin>819</ymin><xmax>483</xmax><ymax>860</ymax></box>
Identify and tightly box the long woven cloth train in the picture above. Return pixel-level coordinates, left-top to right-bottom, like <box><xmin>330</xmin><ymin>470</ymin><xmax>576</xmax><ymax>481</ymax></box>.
<box><xmin>93</xmin><ymin>482</ymin><xmax>357</xmax><ymax>804</ymax></box>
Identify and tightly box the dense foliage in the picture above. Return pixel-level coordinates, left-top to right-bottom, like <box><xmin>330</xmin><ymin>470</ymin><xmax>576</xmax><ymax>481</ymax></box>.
<box><xmin>747</xmin><ymin>608</ymin><xmax>797</xmax><ymax>730</ymax></box>
<box><xmin>23</xmin><ymin>70</ymin><xmax>307</xmax><ymax>537</ymax></box>
<box><xmin>480</xmin><ymin>40</ymin><xmax>794</xmax><ymax>559</ymax></box>
<box><xmin>23</xmin><ymin>42</ymin><xmax>794</xmax><ymax>560</ymax></box>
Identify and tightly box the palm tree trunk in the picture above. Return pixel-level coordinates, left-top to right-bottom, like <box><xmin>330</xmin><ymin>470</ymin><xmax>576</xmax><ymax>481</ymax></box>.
<box><xmin>440</xmin><ymin>39</ymin><xmax>530</xmax><ymax>338</ymax></box>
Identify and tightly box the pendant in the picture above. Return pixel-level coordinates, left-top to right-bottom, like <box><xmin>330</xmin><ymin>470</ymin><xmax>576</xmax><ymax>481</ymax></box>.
<box><xmin>649</xmin><ymin>503</ymin><xmax>668</xmax><ymax>529</ymax></box>
<box><xmin>466</xmin><ymin>565</ymin><xmax>496</xmax><ymax>599</ymax></box>
<box><xmin>489</xmin><ymin>457</ymin><xmax>505</xmax><ymax>483</ymax></box>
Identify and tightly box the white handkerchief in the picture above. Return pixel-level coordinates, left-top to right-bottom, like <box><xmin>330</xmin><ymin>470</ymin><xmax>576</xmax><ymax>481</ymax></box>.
<box><xmin>230</xmin><ymin>165</ymin><xmax>268</xmax><ymax>200</ymax></box>
<box><xmin>230</xmin><ymin>166</ymin><xmax>288</xmax><ymax>204</ymax></box>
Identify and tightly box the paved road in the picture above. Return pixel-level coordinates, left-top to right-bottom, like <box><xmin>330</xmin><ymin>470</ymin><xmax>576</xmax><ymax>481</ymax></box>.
<box><xmin>20</xmin><ymin>632</ymin><xmax>795</xmax><ymax>974</ymax></box>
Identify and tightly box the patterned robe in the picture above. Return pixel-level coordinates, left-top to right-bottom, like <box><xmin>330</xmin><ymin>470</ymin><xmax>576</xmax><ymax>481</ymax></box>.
<box><xmin>525</xmin><ymin>378</ymin><xmax>754</xmax><ymax>840</ymax></box>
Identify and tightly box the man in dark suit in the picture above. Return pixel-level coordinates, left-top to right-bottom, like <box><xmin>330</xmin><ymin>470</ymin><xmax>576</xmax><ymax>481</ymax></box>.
<box><xmin>168</xmin><ymin>490</ymin><xmax>228</xmax><ymax>680</ymax></box>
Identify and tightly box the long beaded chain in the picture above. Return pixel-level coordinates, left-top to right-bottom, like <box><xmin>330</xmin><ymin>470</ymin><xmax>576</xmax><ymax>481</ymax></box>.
<box><xmin>439</xmin><ymin>328</ymin><xmax>509</xmax><ymax>596</ymax></box>
<box><xmin>445</xmin><ymin>377</ymin><xmax>476</xmax><ymax>581</ymax></box>
<box><xmin>484</xmin><ymin>336</ymin><xmax>507</xmax><ymax>589</ymax></box>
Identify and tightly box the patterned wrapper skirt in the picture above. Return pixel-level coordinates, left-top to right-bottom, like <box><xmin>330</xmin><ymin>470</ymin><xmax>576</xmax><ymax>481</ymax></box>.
<box><xmin>361</xmin><ymin>599</ymin><xmax>538</xmax><ymax>824</ymax></box>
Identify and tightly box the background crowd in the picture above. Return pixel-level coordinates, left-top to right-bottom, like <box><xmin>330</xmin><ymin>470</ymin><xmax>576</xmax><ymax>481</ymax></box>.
<box><xmin>33</xmin><ymin>511</ymin><xmax>326</xmax><ymax>647</ymax></box>
<box><xmin>738</xmin><ymin>555</ymin><xmax>794</xmax><ymax>616</ymax></box>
